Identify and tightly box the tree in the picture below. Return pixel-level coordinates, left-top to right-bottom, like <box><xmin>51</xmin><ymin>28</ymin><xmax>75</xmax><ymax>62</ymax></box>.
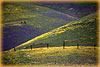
<box><xmin>21</xmin><ymin>21</ymin><xmax>23</xmax><ymax>24</ymax></box>
<box><xmin>24</xmin><ymin>21</ymin><xmax>26</xmax><ymax>24</ymax></box>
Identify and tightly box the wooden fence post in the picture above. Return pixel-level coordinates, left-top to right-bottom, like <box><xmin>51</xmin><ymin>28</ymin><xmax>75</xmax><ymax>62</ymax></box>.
<box><xmin>94</xmin><ymin>44</ymin><xmax>96</xmax><ymax>50</ymax></box>
<box><xmin>77</xmin><ymin>43</ymin><xmax>79</xmax><ymax>49</ymax></box>
<box><xmin>14</xmin><ymin>47</ymin><xmax>16</xmax><ymax>51</ymax></box>
<box><xmin>30</xmin><ymin>45</ymin><xmax>32</xmax><ymax>50</ymax></box>
<box><xmin>63</xmin><ymin>41</ymin><xmax>65</xmax><ymax>49</ymax></box>
<box><xmin>47</xmin><ymin>43</ymin><xmax>49</xmax><ymax>48</ymax></box>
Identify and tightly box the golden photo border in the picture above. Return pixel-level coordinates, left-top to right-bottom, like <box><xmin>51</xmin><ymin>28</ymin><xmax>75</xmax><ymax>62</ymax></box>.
<box><xmin>0</xmin><ymin>0</ymin><xmax>100</xmax><ymax>67</ymax></box>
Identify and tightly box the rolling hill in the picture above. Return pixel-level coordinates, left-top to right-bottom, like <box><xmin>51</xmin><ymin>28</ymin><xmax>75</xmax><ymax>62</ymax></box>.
<box><xmin>2</xmin><ymin>2</ymin><xmax>98</xmax><ymax>66</ymax></box>
<box><xmin>13</xmin><ymin>12</ymin><xmax>98</xmax><ymax>50</ymax></box>
<box><xmin>2</xmin><ymin>2</ymin><xmax>78</xmax><ymax>51</ymax></box>
<box><xmin>2</xmin><ymin>46</ymin><xmax>98</xmax><ymax>65</ymax></box>
<box><xmin>34</xmin><ymin>2</ymin><xmax>98</xmax><ymax>18</ymax></box>
<box><xmin>33</xmin><ymin>12</ymin><xmax>98</xmax><ymax>47</ymax></box>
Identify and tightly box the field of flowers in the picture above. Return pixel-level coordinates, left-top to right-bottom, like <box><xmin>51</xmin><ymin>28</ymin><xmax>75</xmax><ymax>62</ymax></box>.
<box><xmin>2</xmin><ymin>46</ymin><xmax>98</xmax><ymax>66</ymax></box>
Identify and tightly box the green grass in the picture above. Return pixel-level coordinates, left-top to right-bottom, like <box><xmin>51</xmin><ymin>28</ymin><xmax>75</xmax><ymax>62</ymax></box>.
<box><xmin>2</xmin><ymin>2</ymin><xmax>79</xmax><ymax>51</ymax></box>
<box><xmin>2</xmin><ymin>46</ymin><xmax>98</xmax><ymax>66</ymax></box>
<box><xmin>14</xmin><ymin>12</ymin><xmax>98</xmax><ymax>50</ymax></box>
<box><xmin>33</xmin><ymin>12</ymin><xmax>97</xmax><ymax>46</ymax></box>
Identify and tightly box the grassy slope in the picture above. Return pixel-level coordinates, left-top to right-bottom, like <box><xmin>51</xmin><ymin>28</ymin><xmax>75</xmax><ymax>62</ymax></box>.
<box><xmin>2</xmin><ymin>2</ymin><xmax>77</xmax><ymax>27</ymax></box>
<box><xmin>32</xmin><ymin>13</ymin><xmax>98</xmax><ymax>46</ymax></box>
<box><xmin>2</xmin><ymin>46</ymin><xmax>98</xmax><ymax>65</ymax></box>
<box><xmin>2</xmin><ymin>2</ymin><xmax>78</xmax><ymax>33</ymax></box>
<box><xmin>2</xmin><ymin>24</ymin><xmax>44</xmax><ymax>51</ymax></box>
<box><xmin>14</xmin><ymin>12</ymin><xmax>97</xmax><ymax>50</ymax></box>
<box><xmin>33</xmin><ymin>13</ymin><xmax>98</xmax><ymax>46</ymax></box>
<box><xmin>34</xmin><ymin>2</ymin><xmax>97</xmax><ymax>18</ymax></box>
<box><xmin>2</xmin><ymin>2</ymin><xmax>78</xmax><ymax>51</ymax></box>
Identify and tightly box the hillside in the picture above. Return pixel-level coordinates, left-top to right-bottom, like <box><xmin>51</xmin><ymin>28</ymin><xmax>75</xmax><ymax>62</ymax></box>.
<box><xmin>13</xmin><ymin>12</ymin><xmax>98</xmax><ymax>50</ymax></box>
<box><xmin>3</xmin><ymin>24</ymin><xmax>44</xmax><ymax>51</ymax></box>
<box><xmin>2</xmin><ymin>2</ymin><xmax>78</xmax><ymax>24</ymax></box>
<box><xmin>2</xmin><ymin>2</ymin><xmax>78</xmax><ymax>31</ymax></box>
<box><xmin>2</xmin><ymin>2</ymin><xmax>78</xmax><ymax>51</ymax></box>
<box><xmin>2</xmin><ymin>46</ymin><xmax>98</xmax><ymax>65</ymax></box>
<box><xmin>2</xmin><ymin>2</ymin><xmax>98</xmax><ymax>66</ymax></box>
<box><xmin>34</xmin><ymin>2</ymin><xmax>97</xmax><ymax>18</ymax></box>
<box><xmin>33</xmin><ymin>13</ymin><xmax>98</xmax><ymax>47</ymax></box>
